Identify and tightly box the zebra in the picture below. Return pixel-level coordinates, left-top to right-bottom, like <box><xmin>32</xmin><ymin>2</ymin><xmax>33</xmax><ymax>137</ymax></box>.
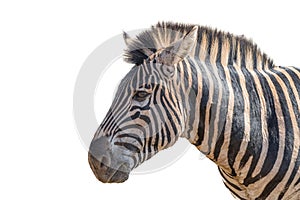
<box><xmin>88</xmin><ymin>22</ymin><xmax>300</xmax><ymax>199</ymax></box>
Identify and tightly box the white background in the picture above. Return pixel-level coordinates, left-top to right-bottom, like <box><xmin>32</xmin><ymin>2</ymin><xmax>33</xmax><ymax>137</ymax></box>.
<box><xmin>1</xmin><ymin>1</ymin><xmax>300</xmax><ymax>199</ymax></box>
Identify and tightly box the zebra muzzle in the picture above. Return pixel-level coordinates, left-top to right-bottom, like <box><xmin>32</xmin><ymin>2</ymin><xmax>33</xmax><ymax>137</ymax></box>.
<box><xmin>88</xmin><ymin>136</ymin><xmax>130</xmax><ymax>183</ymax></box>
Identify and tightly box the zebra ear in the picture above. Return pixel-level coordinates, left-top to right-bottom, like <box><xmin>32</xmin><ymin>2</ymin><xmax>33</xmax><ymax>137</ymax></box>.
<box><xmin>159</xmin><ymin>26</ymin><xmax>198</xmax><ymax>66</ymax></box>
<box><xmin>123</xmin><ymin>31</ymin><xmax>134</xmax><ymax>46</ymax></box>
<box><xmin>123</xmin><ymin>31</ymin><xmax>154</xmax><ymax>60</ymax></box>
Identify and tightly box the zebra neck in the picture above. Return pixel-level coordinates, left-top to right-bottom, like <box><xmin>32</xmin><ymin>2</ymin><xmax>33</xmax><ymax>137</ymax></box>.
<box><xmin>178</xmin><ymin>55</ymin><xmax>259</xmax><ymax>175</ymax></box>
<box><xmin>177</xmin><ymin>57</ymin><xmax>231</xmax><ymax>156</ymax></box>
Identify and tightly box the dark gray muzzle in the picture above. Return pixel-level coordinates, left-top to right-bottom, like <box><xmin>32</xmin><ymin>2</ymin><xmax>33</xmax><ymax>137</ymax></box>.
<box><xmin>88</xmin><ymin>136</ymin><xmax>130</xmax><ymax>183</ymax></box>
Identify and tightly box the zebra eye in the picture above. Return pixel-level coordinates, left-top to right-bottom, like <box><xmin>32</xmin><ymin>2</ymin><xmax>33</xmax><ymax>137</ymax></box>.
<box><xmin>133</xmin><ymin>91</ymin><xmax>151</xmax><ymax>102</ymax></box>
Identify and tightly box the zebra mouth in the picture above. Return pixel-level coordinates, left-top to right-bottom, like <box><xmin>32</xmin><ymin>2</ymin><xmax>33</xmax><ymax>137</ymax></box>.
<box><xmin>88</xmin><ymin>153</ymin><xmax>129</xmax><ymax>183</ymax></box>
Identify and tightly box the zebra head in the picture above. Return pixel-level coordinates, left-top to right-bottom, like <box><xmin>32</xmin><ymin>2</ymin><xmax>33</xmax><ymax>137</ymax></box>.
<box><xmin>88</xmin><ymin>26</ymin><xmax>198</xmax><ymax>183</ymax></box>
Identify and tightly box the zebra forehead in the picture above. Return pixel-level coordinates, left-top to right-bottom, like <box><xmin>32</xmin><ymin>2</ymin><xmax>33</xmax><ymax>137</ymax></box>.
<box><xmin>116</xmin><ymin>66</ymin><xmax>148</xmax><ymax>91</ymax></box>
<box><xmin>123</xmin><ymin>21</ymin><xmax>274</xmax><ymax>68</ymax></box>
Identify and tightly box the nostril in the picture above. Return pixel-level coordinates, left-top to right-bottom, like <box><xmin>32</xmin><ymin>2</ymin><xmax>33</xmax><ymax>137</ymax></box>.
<box><xmin>99</xmin><ymin>156</ymin><xmax>109</xmax><ymax>168</ymax></box>
<box><xmin>88</xmin><ymin>153</ymin><xmax>111</xmax><ymax>171</ymax></box>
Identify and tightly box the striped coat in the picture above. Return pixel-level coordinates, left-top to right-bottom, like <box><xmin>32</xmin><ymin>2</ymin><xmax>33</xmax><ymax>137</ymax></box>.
<box><xmin>89</xmin><ymin>22</ymin><xmax>300</xmax><ymax>199</ymax></box>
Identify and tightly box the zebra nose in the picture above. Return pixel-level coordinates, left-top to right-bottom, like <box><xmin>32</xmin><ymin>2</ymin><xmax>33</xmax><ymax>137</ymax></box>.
<box><xmin>88</xmin><ymin>136</ymin><xmax>113</xmax><ymax>182</ymax></box>
<box><xmin>88</xmin><ymin>152</ymin><xmax>112</xmax><ymax>183</ymax></box>
<box><xmin>88</xmin><ymin>136</ymin><xmax>130</xmax><ymax>183</ymax></box>
<box><xmin>89</xmin><ymin>136</ymin><xmax>111</xmax><ymax>166</ymax></box>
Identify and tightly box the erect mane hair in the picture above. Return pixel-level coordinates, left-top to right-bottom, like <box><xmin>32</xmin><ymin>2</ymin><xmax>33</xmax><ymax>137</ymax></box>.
<box><xmin>123</xmin><ymin>22</ymin><xmax>274</xmax><ymax>68</ymax></box>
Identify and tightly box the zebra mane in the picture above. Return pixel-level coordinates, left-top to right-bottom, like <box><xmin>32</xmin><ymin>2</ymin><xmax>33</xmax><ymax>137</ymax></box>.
<box><xmin>123</xmin><ymin>22</ymin><xmax>274</xmax><ymax>69</ymax></box>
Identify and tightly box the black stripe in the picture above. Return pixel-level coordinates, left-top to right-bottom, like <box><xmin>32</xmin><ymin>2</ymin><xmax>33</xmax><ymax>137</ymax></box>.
<box><xmin>152</xmin><ymin>85</ymin><xmax>166</xmax><ymax>147</ymax></box>
<box><xmin>194</xmin><ymin>59</ymin><xmax>209</xmax><ymax>146</ymax></box>
<box><xmin>152</xmin><ymin>84</ymin><xmax>160</xmax><ymax>105</ymax></box>
<box><xmin>167</xmin><ymin>81</ymin><xmax>182</xmax><ymax>120</ymax></box>
<box><xmin>160</xmin><ymin>127</ymin><xmax>166</xmax><ymax>147</ymax></box>
<box><xmin>261</xmin><ymin>54</ymin><xmax>266</xmax><ymax>70</ymax></box>
<box><xmin>218</xmin><ymin>168</ymin><xmax>246</xmax><ymax>200</ymax></box>
<box><xmin>139</xmin><ymin>115</ymin><xmax>151</xmax><ymax>125</ymax></box>
<box><xmin>213</xmin><ymin>48</ymin><xmax>230</xmax><ymax>161</ymax></box>
<box><xmin>146</xmin><ymin>109</ymin><xmax>155</xmax><ymax>153</ymax></box>
<box><xmin>227</xmin><ymin>35</ymin><xmax>234</xmax><ymax>66</ymax></box>
<box><xmin>214</xmin><ymin>123</ymin><xmax>225</xmax><ymax>161</ymax></box>
<box><xmin>118</xmin><ymin>124</ymin><xmax>146</xmax><ymax>138</ymax></box>
<box><xmin>216</xmin><ymin>32</ymin><xmax>223</xmax><ymax>64</ymax></box>
<box><xmin>279</xmin><ymin>148</ymin><xmax>300</xmax><ymax>199</ymax></box>
<box><xmin>104</xmin><ymin>115</ymin><xmax>116</xmax><ymax>133</ymax></box>
<box><xmin>160</xmin><ymin>87</ymin><xmax>181</xmax><ymax>135</ymax></box>
<box><xmin>153</xmin><ymin>127</ymin><xmax>159</xmax><ymax>152</ymax></box>
<box><xmin>127</xmin><ymin>111</ymin><xmax>140</xmax><ymax>120</ymax></box>
<box><xmin>239</xmin><ymin>68</ymin><xmax>263</xmax><ymax>173</ymax></box>
<box><xmin>147</xmin><ymin>136</ymin><xmax>153</xmax><ymax>153</ymax></box>
<box><xmin>114</xmin><ymin>142</ymin><xmax>140</xmax><ymax>153</ymax></box>
<box><xmin>227</xmin><ymin>65</ymin><xmax>245</xmax><ymax>176</ymax></box>
<box><xmin>182</xmin><ymin>60</ymin><xmax>189</xmax><ymax>90</ymax></box>
<box><xmin>194</xmin><ymin>27</ymin><xmax>203</xmax><ymax>57</ymax></box>
<box><xmin>244</xmin><ymin>71</ymin><xmax>279</xmax><ymax>186</ymax></box>
<box><xmin>232</xmin><ymin>39</ymin><xmax>238</xmax><ymax>64</ymax></box>
<box><xmin>186</xmin><ymin>59</ymin><xmax>198</xmax><ymax>139</ymax></box>
<box><xmin>149</xmin><ymin>107</ymin><xmax>159</xmax><ymax>151</ymax></box>
<box><xmin>204</xmin><ymin>61</ymin><xmax>220</xmax><ymax>153</ymax></box>
<box><xmin>295</xmin><ymin>176</ymin><xmax>300</xmax><ymax>187</ymax></box>
<box><xmin>257</xmin><ymin>72</ymin><xmax>294</xmax><ymax>199</ymax></box>
<box><xmin>108</xmin><ymin>106</ymin><xmax>130</xmax><ymax>134</ymax></box>
<box><xmin>284</xmin><ymin>67</ymin><xmax>300</xmax><ymax>108</ymax></box>
<box><xmin>107</xmin><ymin>100</ymin><xmax>131</xmax><ymax>132</ymax></box>
<box><xmin>162</xmin><ymin>95</ymin><xmax>179</xmax><ymax>136</ymax></box>
<box><xmin>116</xmin><ymin>133</ymin><xmax>143</xmax><ymax>146</ymax></box>
<box><xmin>99</xmin><ymin>110</ymin><xmax>112</xmax><ymax>132</ymax></box>
<box><xmin>274</xmin><ymin>68</ymin><xmax>300</xmax><ymax>129</ymax></box>
<box><xmin>240</xmin><ymin>39</ymin><xmax>246</xmax><ymax>68</ymax></box>
<box><xmin>218</xmin><ymin>168</ymin><xmax>242</xmax><ymax>191</ymax></box>
<box><xmin>205</xmin><ymin>30</ymin><xmax>212</xmax><ymax>62</ymax></box>
<box><xmin>252</xmin><ymin>46</ymin><xmax>257</xmax><ymax>69</ymax></box>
